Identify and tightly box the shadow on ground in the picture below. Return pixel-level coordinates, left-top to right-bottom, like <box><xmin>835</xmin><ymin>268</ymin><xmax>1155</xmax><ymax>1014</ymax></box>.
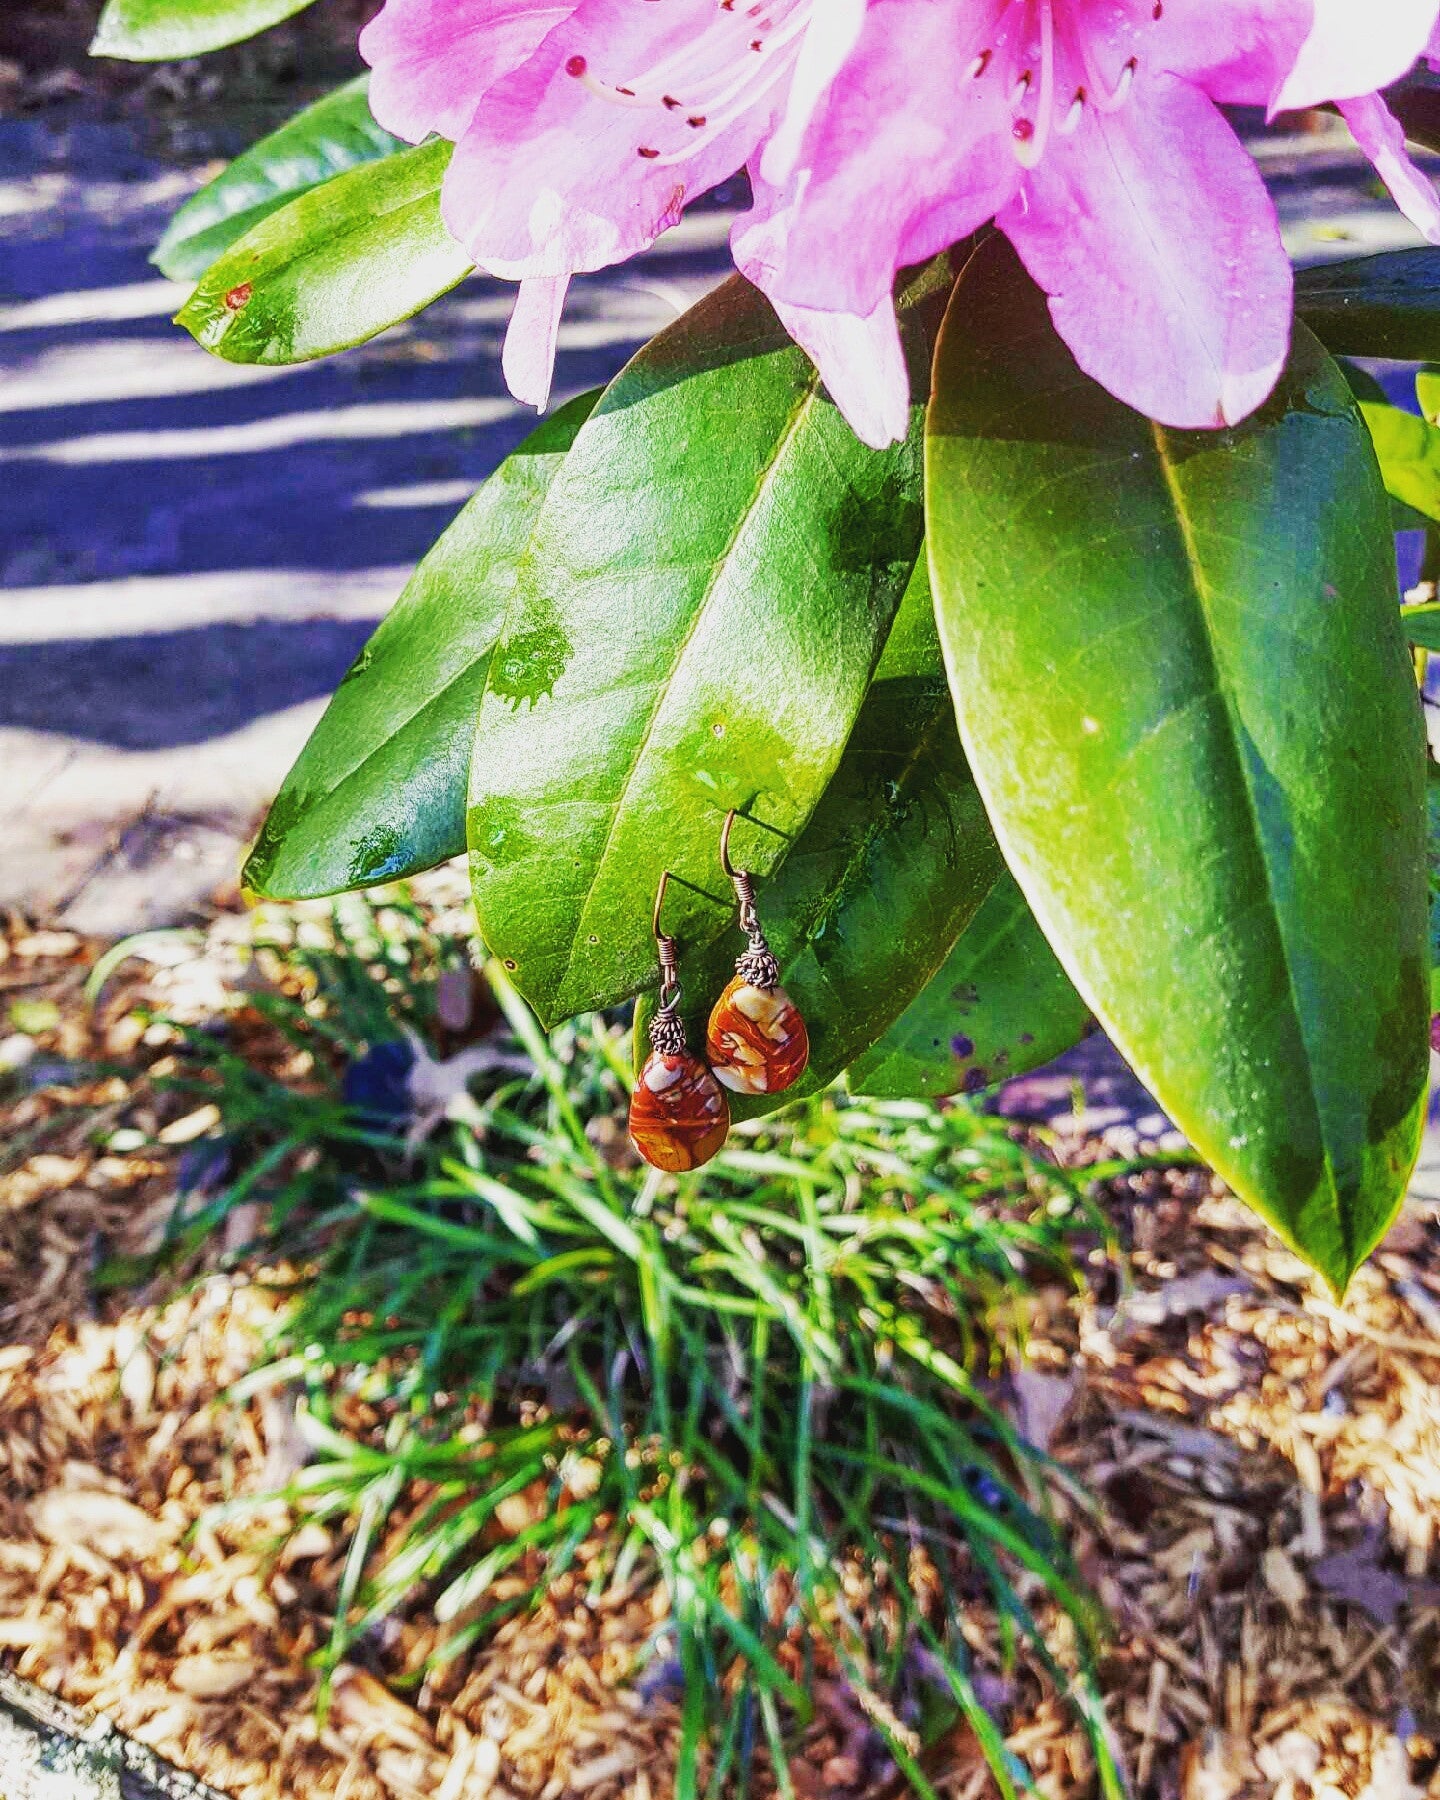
<box><xmin>0</xmin><ymin>118</ymin><xmax>735</xmax><ymax>921</ymax></box>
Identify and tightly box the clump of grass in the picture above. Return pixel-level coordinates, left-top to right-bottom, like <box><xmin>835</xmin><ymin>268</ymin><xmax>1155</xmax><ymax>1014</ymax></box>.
<box><xmin>122</xmin><ymin>890</ymin><xmax>1124</xmax><ymax>1799</ymax></box>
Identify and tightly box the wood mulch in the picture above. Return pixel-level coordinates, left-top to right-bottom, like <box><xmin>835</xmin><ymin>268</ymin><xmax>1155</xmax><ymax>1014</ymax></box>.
<box><xmin>1</xmin><ymin>902</ymin><xmax>1438</xmax><ymax>1800</ymax></box>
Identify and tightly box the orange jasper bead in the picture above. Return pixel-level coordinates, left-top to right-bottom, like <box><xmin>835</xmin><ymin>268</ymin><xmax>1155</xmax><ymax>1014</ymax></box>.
<box><xmin>628</xmin><ymin>1051</ymin><xmax>730</xmax><ymax>1172</ymax></box>
<box><xmin>705</xmin><ymin>976</ymin><xmax>809</xmax><ymax>1095</ymax></box>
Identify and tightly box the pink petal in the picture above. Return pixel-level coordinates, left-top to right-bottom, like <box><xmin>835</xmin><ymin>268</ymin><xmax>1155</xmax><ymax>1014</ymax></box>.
<box><xmin>768</xmin><ymin>289</ymin><xmax>910</xmax><ymax>451</ymax></box>
<box><xmin>360</xmin><ymin>0</ymin><xmax>575</xmax><ymax>144</ymax></box>
<box><xmin>442</xmin><ymin>0</ymin><xmax>782</xmax><ymax>279</ymax></box>
<box><xmin>998</xmin><ymin>73</ymin><xmax>1292</xmax><ymax>429</ymax></box>
<box><xmin>742</xmin><ymin>0</ymin><xmax>1019</xmax><ymax>319</ymax></box>
<box><xmin>1339</xmin><ymin>95</ymin><xmax>1440</xmax><ymax>243</ymax></box>
<box><xmin>1149</xmin><ymin>0</ymin><xmax>1313</xmax><ymax>107</ymax></box>
<box><xmin>502</xmin><ymin>275</ymin><xmax>570</xmax><ymax>411</ymax></box>
<box><xmin>1275</xmin><ymin>0</ymin><xmax>1440</xmax><ymax>108</ymax></box>
<box><xmin>759</xmin><ymin>0</ymin><xmax>868</xmax><ymax>185</ymax></box>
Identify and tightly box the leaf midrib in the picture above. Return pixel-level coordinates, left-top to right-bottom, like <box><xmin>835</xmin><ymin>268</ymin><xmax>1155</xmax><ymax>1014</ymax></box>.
<box><xmin>547</xmin><ymin>372</ymin><xmax>824</xmax><ymax>1006</ymax></box>
<box><xmin>191</xmin><ymin>142</ymin><xmax>459</xmax><ymax>312</ymax></box>
<box><xmin>1147</xmin><ymin>419</ymin><xmax>1343</xmax><ymax>1259</ymax></box>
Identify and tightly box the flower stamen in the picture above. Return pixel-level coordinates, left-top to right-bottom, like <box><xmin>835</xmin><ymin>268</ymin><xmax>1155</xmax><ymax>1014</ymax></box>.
<box><xmin>566</xmin><ymin>0</ymin><xmax>813</xmax><ymax>165</ymax></box>
<box><xmin>1012</xmin><ymin>0</ymin><xmax>1055</xmax><ymax>168</ymax></box>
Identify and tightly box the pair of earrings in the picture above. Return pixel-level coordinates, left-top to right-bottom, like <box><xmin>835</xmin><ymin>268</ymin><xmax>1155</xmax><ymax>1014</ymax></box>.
<box><xmin>628</xmin><ymin>811</ymin><xmax>809</xmax><ymax>1172</ymax></box>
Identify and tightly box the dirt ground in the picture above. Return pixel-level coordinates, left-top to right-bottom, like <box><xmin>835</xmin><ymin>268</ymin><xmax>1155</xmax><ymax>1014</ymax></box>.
<box><xmin>1</xmin><ymin>897</ymin><xmax>1438</xmax><ymax>1800</ymax></box>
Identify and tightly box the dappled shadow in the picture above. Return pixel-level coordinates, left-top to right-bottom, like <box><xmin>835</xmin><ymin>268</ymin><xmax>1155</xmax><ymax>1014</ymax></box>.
<box><xmin>0</xmin><ymin>118</ymin><xmax>738</xmax><ymax>915</ymax></box>
<box><xmin>0</xmin><ymin>286</ymin><xmax>692</xmax><ymax>585</ymax></box>
<box><xmin>0</xmin><ymin>617</ymin><xmax>382</xmax><ymax>748</ymax></box>
<box><xmin>0</xmin><ymin>124</ymin><xmax>735</xmax><ymax>771</ymax></box>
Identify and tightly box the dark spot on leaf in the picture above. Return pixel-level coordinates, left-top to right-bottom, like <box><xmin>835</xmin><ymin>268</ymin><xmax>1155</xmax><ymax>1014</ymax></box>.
<box><xmin>348</xmin><ymin>824</ymin><xmax>408</xmax><ymax>886</ymax></box>
<box><xmin>951</xmin><ymin>1034</ymin><xmax>975</xmax><ymax>1058</ymax></box>
<box><xmin>490</xmin><ymin>612</ymin><xmax>573</xmax><ymax>710</ymax></box>
<box><xmin>341</xmin><ymin>646</ymin><xmax>374</xmax><ymax>684</ymax></box>
<box><xmin>223</xmin><ymin>282</ymin><xmax>253</xmax><ymax>312</ymax></box>
<box><xmin>468</xmin><ymin>797</ymin><xmax>535</xmax><ymax>872</ymax></box>
<box><xmin>962</xmin><ymin>1067</ymin><xmax>989</xmax><ymax>1094</ymax></box>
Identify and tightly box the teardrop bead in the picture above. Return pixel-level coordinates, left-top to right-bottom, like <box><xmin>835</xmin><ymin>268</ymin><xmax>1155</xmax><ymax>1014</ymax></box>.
<box><xmin>705</xmin><ymin>976</ymin><xmax>809</xmax><ymax>1095</ymax></box>
<box><xmin>628</xmin><ymin>1050</ymin><xmax>731</xmax><ymax>1171</ymax></box>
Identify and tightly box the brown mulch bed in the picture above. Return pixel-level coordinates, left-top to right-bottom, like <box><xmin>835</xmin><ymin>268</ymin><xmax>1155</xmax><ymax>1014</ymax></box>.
<box><xmin>1</xmin><ymin>900</ymin><xmax>1438</xmax><ymax>1800</ymax></box>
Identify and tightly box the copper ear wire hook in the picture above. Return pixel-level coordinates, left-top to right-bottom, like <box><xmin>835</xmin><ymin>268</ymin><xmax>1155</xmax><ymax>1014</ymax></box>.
<box><xmin>651</xmin><ymin>869</ymin><xmax>682</xmax><ymax>1012</ymax></box>
<box><xmin>719</xmin><ymin>808</ymin><xmax>741</xmax><ymax>882</ymax></box>
<box><xmin>652</xmin><ymin>867</ymin><xmax>672</xmax><ymax>943</ymax></box>
<box><xmin>719</xmin><ymin>809</ymin><xmax>761</xmax><ymax>938</ymax></box>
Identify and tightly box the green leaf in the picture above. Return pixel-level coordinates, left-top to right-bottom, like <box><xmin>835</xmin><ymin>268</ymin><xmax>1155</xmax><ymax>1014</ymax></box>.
<box><xmin>1429</xmin><ymin>761</ymin><xmax>1440</xmax><ymax>1012</ymax></box>
<box><xmin>872</xmin><ymin>552</ymin><xmax>943</xmax><ymax>681</ymax></box>
<box><xmin>153</xmin><ymin>78</ymin><xmax>404</xmax><ymax>282</ymax></box>
<box><xmin>244</xmin><ymin>391</ymin><xmax>599</xmax><ymax>900</ymax></box>
<box><xmin>1324</xmin><ymin>360</ymin><xmax>1440</xmax><ymax>525</ymax></box>
<box><xmin>1296</xmin><ymin>250</ymin><xmax>1440</xmax><ymax>362</ymax></box>
<box><xmin>634</xmin><ymin>675</ymin><xmax>1005</xmax><ymax>1118</ymax></box>
<box><xmin>857</xmin><ymin>563</ymin><xmax>1089</xmax><ymax>1103</ymax></box>
<box><xmin>92</xmin><ymin>0</ymin><xmax>316</xmax><ymax>60</ymax></box>
<box><xmin>847</xmin><ymin>874</ymin><xmax>1090</xmax><ymax>1101</ymax></box>
<box><xmin>469</xmin><ymin>264</ymin><xmax>953</xmax><ymax>1025</ymax></box>
<box><xmin>927</xmin><ymin>236</ymin><xmax>1429</xmax><ymax>1294</ymax></box>
<box><xmin>1416</xmin><ymin>366</ymin><xmax>1440</xmax><ymax>424</ymax></box>
<box><xmin>176</xmin><ymin>139</ymin><xmax>470</xmax><ymax>365</ymax></box>
<box><xmin>1354</xmin><ymin>398</ymin><xmax>1440</xmax><ymax>522</ymax></box>
<box><xmin>1403</xmin><ymin>602</ymin><xmax>1440</xmax><ymax>651</ymax></box>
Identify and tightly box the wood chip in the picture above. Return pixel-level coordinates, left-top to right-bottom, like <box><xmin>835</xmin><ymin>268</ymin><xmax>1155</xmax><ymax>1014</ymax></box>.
<box><xmin>2</xmin><ymin>896</ymin><xmax>1438</xmax><ymax>1800</ymax></box>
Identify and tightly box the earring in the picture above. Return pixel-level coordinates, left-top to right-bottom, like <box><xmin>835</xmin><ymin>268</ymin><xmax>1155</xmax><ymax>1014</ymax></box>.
<box><xmin>628</xmin><ymin>871</ymin><xmax>731</xmax><ymax>1172</ymax></box>
<box><xmin>705</xmin><ymin>811</ymin><xmax>809</xmax><ymax>1096</ymax></box>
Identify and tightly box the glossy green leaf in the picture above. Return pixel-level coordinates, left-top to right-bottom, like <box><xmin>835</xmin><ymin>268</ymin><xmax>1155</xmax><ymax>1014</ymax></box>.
<box><xmin>154</xmin><ymin>78</ymin><xmax>403</xmax><ymax>282</ymax></box>
<box><xmin>1335</xmin><ymin>361</ymin><xmax>1440</xmax><ymax>529</ymax></box>
<box><xmin>1416</xmin><ymin>366</ymin><xmax>1440</xmax><ymax>424</ymax></box>
<box><xmin>633</xmin><ymin>675</ymin><xmax>1005</xmax><ymax>1118</ymax></box>
<box><xmin>1429</xmin><ymin>762</ymin><xmax>1440</xmax><ymax>1011</ymax></box>
<box><xmin>1403</xmin><ymin>602</ymin><xmax>1440</xmax><ymax>651</ymax></box>
<box><xmin>1355</xmin><ymin>398</ymin><xmax>1440</xmax><ymax>522</ymax></box>
<box><xmin>847</xmin><ymin>874</ymin><xmax>1090</xmax><ymax>1101</ymax></box>
<box><xmin>857</xmin><ymin>563</ymin><xmax>1089</xmax><ymax>1102</ymax></box>
<box><xmin>92</xmin><ymin>0</ymin><xmax>316</xmax><ymax>60</ymax></box>
<box><xmin>177</xmin><ymin>140</ymin><xmax>470</xmax><ymax>365</ymax></box>
<box><xmin>1296</xmin><ymin>250</ymin><xmax>1440</xmax><ymax>362</ymax></box>
<box><xmin>927</xmin><ymin>236</ymin><xmax>1429</xmax><ymax>1294</ymax></box>
<box><xmin>872</xmin><ymin>552</ymin><xmax>943</xmax><ymax>681</ymax></box>
<box><xmin>469</xmin><ymin>265</ymin><xmax>951</xmax><ymax>1025</ymax></box>
<box><xmin>244</xmin><ymin>391</ymin><xmax>598</xmax><ymax>900</ymax></box>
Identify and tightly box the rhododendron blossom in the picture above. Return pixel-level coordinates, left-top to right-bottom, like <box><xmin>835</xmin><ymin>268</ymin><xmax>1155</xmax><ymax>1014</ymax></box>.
<box><xmin>361</xmin><ymin>0</ymin><xmax>1440</xmax><ymax>444</ymax></box>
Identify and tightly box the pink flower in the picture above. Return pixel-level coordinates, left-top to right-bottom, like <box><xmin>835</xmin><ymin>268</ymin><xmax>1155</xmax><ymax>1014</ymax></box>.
<box><xmin>360</xmin><ymin>0</ymin><xmax>1440</xmax><ymax>445</ymax></box>
<box><xmin>1275</xmin><ymin>3</ymin><xmax>1440</xmax><ymax>251</ymax></box>
<box><xmin>362</xmin><ymin>0</ymin><xmax>864</xmax><ymax>408</ymax></box>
